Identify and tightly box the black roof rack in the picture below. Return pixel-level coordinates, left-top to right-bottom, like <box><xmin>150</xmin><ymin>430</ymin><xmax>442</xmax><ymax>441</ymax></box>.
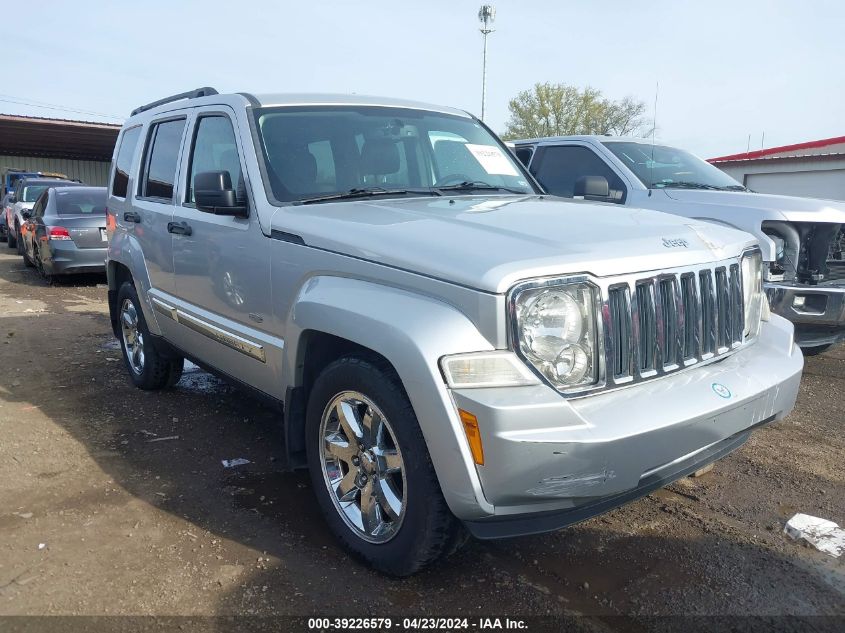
<box><xmin>130</xmin><ymin>87</ymin><xmax>219</xmax><ymax>117</ymax></box>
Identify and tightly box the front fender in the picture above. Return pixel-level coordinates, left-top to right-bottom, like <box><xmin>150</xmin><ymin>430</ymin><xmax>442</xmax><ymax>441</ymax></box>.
<box><xmin>285</xmin><ymin>275</ymin><xmax>496</xmax><ymax>519</ymax></box>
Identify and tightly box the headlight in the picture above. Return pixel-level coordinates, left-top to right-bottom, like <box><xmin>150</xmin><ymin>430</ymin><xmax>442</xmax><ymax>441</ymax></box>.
<box><xmin>511</xmin><ymin>280</ymin><xmax>599</xmax><ymax>391</ymax></box>
<box><xmin>741</xmin><ymin>249</ymin><xmax>764</xmax><ymax>338</ymax></box>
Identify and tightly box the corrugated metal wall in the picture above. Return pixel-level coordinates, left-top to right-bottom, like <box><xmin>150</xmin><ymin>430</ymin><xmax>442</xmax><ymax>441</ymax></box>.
<box><xmin>0</xmin><ymin>155</ymin><xmax>110</xmax><ymax>186</ymax></box>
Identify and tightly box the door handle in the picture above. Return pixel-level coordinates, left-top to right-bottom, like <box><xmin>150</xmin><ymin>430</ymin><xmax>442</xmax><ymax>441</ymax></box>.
<box><xmin>124</xmin><ymin>211</ymin><xmax>141</xmax><ymax>223</ymax></box>
<box><xmin>167</xmin><ymin>221</ymin><xmax>192</xmax><ymax>236</ymax></box>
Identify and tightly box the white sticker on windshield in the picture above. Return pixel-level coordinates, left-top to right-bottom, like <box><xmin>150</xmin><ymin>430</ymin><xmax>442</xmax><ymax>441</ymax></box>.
<box><xmin>465</xmin><ymin>144</ymin><xmax>519</xmax><ymax>176</ymax></box>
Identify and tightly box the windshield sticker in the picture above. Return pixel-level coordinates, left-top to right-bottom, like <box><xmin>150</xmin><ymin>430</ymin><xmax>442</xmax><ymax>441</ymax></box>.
<box><xmin>465</xmin><ymin>144</ymin><xmax>520</xmax><ymax>176</ymax></box>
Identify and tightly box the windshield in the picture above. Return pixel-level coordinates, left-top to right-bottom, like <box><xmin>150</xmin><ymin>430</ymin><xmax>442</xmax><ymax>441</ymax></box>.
<box><xmin>55</xmin><ymin>189</ymin><xmax>107</xmax><ymax>215</ymax></box>
<box><xmin>22</xmin><ymin>185</ymin><xmax>48</xmax><ymax>202</ymax></box>
<box><xmin>254</xmin><ymin>106</ymin><xmax>535</xmax><ymax>203</ymax></box>
<box><xmin>603</xmin><ymin>142</ymin><xmax>744</xmax><ymax>190</ymax></box>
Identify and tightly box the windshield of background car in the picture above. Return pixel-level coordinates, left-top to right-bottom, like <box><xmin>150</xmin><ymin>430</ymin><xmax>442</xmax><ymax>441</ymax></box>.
<box><xmin>254</xmin><ymin>105</ymin><xmax>535</xmax><ymax>202</ymax></box>
<box><xmin>55</xmin><ymin>189</ymin><xmax>107</xmax><ymax>215</ymax></box>
<box><xmin>22</xmin><ymin>185</ymin><xmax>49</xmax><ymax>202</ymax></box>
<box><xmin>603</xmin><ymin>141</ymin><xmax>743</xmax><ymax>190</ymax></box>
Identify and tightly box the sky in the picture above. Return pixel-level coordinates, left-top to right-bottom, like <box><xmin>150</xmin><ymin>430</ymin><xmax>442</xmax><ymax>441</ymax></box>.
<box><xmin>5</xmin><ymin>0</ymin><xmax>845</xmax><ymax>159</ymax></box>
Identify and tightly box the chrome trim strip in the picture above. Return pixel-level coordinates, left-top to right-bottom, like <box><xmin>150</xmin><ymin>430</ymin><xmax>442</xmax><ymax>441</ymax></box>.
<box><xmin>150</xmin><ymin>296</ymin><xmax>177</xmax><ymax>321</ymax></box>
<box><xmin>150</xmin><ymin>296</ymin><xmax>266</xmax><ymax>363</ymax></box>
<box><xmin>175</xmin><ymin>311</ymin><xmax>266</xmax><ymax>363</ymax></box>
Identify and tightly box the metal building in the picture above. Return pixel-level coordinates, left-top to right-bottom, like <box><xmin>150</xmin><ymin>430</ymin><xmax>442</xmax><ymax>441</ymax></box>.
<box><xmin>709</xmin><ymin>136</ymin><xmax>845</xmax><ymax>201</ymax></box>
<box><xmin>0</xmin><ymin>114</ymin><xmax>120</xmax><ymax>187</ymax></box>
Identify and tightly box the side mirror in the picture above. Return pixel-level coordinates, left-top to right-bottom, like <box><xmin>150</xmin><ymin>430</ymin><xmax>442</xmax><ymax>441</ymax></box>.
<box><xmin>194</xmin><ymin>171</ymin><xmax>247</xmax><ymax>217</ymax></box>
<box><xmin>21</xmin><ymin>210</ymin><xmax>32</xmax><ymax>219</ymax></box>
<box><xmin>574</xmin><ymin>175</ymin><xmax>610</xmax><ymax>200</ymax></box>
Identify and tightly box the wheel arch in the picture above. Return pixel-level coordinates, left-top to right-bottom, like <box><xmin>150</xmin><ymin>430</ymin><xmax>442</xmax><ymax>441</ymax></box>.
<box><xmin>281</xmin><ymin>275</ymin><xmax>496</xmax><ymax>518</ymax></box>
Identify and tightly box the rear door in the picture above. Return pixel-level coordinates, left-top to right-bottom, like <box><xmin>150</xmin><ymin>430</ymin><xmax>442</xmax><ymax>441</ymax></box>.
<box><xmin>129</xmin><ymin>116</ymin><xmax>188</xmax><ymax>294</ymax></box>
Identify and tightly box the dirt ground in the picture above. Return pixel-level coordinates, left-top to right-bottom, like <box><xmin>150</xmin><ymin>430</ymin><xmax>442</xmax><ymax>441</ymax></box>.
<box><xmin>0</xmin><ymin>250</ymin><xmax>843</xmax><ymax>629</ymax></box>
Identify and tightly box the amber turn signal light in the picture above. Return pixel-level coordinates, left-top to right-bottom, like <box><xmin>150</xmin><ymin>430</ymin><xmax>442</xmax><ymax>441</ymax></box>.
<box><xmin>458</xmin><ymin>409</ymin><xmax>484</xmax><ymax>466</ymax></box>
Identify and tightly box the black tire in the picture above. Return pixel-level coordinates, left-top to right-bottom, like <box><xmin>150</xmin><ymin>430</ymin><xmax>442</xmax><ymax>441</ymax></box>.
<box><xmin>802</xmin><ymin>344</ymin><xmax>834</xmax><ymax>357</ymax></box>
<box><xmin>305</xmin><ymin>354</ymin><xmax>464</xmax><ymax>576</ymax></box>
<box><xmin>116</xmin><ymin>280</ymin><xmax>184</xmax><ymax>390</ymax></box>
<box><xmin>15</xmin><ymin>227</ymin><xmax>24</xmax><ymax>256</ymax></box>
<box><xmin>35</xmin><ymin>247</ymin><xmax>56</xmax><ymax>285</ymax></box>
<box><xmin>8</xmin><ymin>226</ymin><xmax>17</xmax><ymax>248</ymax></box>
<box><xmin>22</xmin><ymin>240</ymin><xmax>34</xmax><ymax>267</ymax></box>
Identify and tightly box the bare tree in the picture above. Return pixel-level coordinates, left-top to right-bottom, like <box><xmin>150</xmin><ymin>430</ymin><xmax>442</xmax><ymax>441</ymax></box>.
<box><xmin>502</xmin><ymin>83</ymin><xmax>649</xmax><ymax>140</ymax></box>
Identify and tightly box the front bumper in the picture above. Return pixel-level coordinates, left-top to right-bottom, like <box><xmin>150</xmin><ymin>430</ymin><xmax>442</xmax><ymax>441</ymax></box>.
<box><xmin>44</xmin><ymin>243</ymin><xmax>107</xmax><ymax>275</ymax></box>
<box><xmin>765</xmin><ymin>280</ymin><xmax>845</xmax><ymax>346</ymax></box>
<box><xmin>450</xmin><ymin>315</ymin><xmax>803</xmax><ymax>538</ymax></box>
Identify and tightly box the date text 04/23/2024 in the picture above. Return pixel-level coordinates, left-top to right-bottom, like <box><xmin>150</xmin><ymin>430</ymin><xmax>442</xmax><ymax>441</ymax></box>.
<box><xmin>307</xmin><ymin>618</ymin><xmax>528</xmax><ymax>630</ymax></box>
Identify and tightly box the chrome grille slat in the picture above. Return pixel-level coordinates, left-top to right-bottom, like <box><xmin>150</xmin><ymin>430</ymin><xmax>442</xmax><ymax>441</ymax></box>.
<box><xmin>603</xmin><ymin>257</ymin><xmax>747</xmax><ymax>389</ymax></box>
<box><xmin>607</xmin><ymin>286</ymin><xmax>632</xmax><ymax>380</ymax></box>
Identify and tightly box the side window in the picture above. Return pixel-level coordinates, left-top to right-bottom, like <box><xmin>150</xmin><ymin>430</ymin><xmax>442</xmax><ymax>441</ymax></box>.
<box><xmin>139</xmin><ymin>118</ymin><xmax>186</xmax><ymax>201</ymax></box>
<box><xmin>31</xmin><ymin>193</ymin><xmax>46</xmax><ymax>218</ymax></box>
<box><xmin>186</xmin><ymin>115</ymin><xmax>243</xmax><ymax>204</ymax></box>
<box><xmin>531</xmin><ymin>146</ymin><xmax>627</xmax><ymax>203</ymax></box>
<box><xmin>514</xmin><ymin>146</ymin><xmax>533</xmax><ymax>167</ymax></box>
<box><xmin>112</xmin><ymin>126</ymin><xmax>142</xmax><ymax>198</ymax></box>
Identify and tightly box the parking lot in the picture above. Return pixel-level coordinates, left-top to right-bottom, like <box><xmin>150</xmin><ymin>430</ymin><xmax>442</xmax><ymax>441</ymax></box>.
<box><xmin>0</xmin><ymin>249</ymin><xmax>842</xmax><ymax>623</ymax></box>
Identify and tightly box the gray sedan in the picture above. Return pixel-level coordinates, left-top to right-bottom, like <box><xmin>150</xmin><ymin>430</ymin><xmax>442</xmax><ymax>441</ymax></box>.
<box><xmin>21</xmin><ymin>186</ymin><xmax>108</xmax><ymax>281</ymax></box>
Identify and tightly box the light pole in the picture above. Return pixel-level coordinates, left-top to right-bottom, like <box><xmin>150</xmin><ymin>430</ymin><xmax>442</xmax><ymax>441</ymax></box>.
<box><xmin>478</xmin><ymin>5</ymin><xmax>495</xmax><ymax>121</ymax></box>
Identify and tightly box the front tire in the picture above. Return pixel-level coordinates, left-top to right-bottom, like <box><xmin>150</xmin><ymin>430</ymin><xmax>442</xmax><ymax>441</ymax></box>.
<box><xmin>116</xmin><ymin>281</ymin><xmax>184</xmax><ymax>390</ymax></box>
<box><xmin>305</xmin><ymin>355</ymin><xmax>464</xmax><ymax>576</ymax></box>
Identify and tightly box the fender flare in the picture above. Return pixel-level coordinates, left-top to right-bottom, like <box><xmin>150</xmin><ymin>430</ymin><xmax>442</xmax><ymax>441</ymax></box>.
<box><xmin>284</xmin><ymin>275</ymin><xmax>497</xmax><ymax>518</ymax></box>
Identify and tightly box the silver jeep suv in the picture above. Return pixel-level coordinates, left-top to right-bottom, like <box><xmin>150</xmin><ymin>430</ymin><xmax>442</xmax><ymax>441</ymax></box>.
<box><xmin>107</xmin><ymin>88</ymin><xmax>803</xmax><ymax>575</ymax></box>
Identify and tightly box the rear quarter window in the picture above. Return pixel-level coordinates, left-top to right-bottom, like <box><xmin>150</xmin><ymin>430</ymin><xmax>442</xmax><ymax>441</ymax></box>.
<box><xmin>112</xmin><ymin>126</ymin><xmax>142</xmax><ymax>198</ymax></box>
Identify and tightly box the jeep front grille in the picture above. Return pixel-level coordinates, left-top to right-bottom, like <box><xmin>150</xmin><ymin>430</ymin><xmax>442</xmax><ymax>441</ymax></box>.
<box><xmin>604</xmin><ymin>259</ymin><xmax>745</xmax><ymax>387</ymax></box>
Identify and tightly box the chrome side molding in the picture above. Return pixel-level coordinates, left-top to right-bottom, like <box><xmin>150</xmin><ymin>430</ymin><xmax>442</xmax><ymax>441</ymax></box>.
<box><xmin>150</xmin><ymin>296</ymin><xmax>266</xmax><ymax>363</ymax></box>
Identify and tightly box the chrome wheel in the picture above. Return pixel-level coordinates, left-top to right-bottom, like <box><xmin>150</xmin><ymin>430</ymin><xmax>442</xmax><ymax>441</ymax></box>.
<box><xmin>319</xmin><ymin>391</ymin><xmax>406</xmax><ymax>543</ymax></box>
<box><xmin>120</xmin><ymin>298</ymin><xmax>145</xmax><ymax>375</ymax></box>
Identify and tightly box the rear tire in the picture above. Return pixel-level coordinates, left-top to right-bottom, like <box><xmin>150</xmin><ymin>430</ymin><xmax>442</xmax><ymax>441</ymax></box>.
<box><xmin>305</xmin><ymin>354</ymin><xmax>464</xmax><ymax>576</ymax></box>
<box><xmin>116</xmin><ymin>281</ymin><xmax>184</xmax><ymax>390</ymax></box>
<box><xmin>802</xmin><ymin>343</ymin><xmax>834</xmax><ymax>356</ymax></box>
<box><xmin>8</xmin><ymin>226</ymin><xmax>16</xmax><ymax>248</ymax></box>
<box><xmin>22</xmin><ymin>241</ymin><xmax>34</xmax><ymax>267</ymax></box>
<box><xmin>15</xmin><ymin>227</ymin><xmax>24</xmax><ymax>256</ymax></box>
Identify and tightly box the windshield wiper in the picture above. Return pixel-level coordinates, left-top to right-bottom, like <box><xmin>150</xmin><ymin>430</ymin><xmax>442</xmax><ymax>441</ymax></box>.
<box><xmin>436</xmin><ymin>180</ymin><xmax>529</xmax><ymax>195</ymax></box>
<box><xmin>652</xmin><ymin>181</ymin><xmax>724</xmax><ymax>191</ymax></box>
<box><xmin>299</xmin><ymin>187</ymin><xmax>440</xmax><ymax>204</ymax></box>
<box><xmin>721</xmin><ymin>184</ymin><xmax>748</xmax><ymax>191</ymax></box>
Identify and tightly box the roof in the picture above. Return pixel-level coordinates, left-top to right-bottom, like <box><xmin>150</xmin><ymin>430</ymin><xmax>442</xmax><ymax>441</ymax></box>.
<box><xmin>708</xmin><ymin>135</ymin><xmax>845</xmax><ymax>164</ymax></box>
<box><xmin>252</xmin><ymin>93</ymin><xmax>471</xmax><ymax>117</ymax></box>
<box><xmin>0</xmin><ymin>114</ymin><xmax>121</xmax><ymax>161</ymax></box>
<box><xmin>128</xmin><ymin>90</ymin><xmax>473</xmax><ymax>121</ymax></box>
<box><xmin>511</xmin><ymin>135</ymin><xmax>654</xmax><ymax>146</ymax></box>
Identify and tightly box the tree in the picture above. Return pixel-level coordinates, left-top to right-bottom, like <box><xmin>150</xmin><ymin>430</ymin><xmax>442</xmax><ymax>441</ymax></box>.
<box><xmin>501</xmin><ymin>83</ymin><xmax>649</xmax><ymax>140</ymax></box>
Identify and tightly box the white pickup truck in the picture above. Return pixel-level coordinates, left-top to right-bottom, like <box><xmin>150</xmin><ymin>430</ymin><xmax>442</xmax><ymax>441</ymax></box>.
<box><xmin>513</xmin><ymin>136</ymin><xmax>845</xmax><ymax>355</ymax></box>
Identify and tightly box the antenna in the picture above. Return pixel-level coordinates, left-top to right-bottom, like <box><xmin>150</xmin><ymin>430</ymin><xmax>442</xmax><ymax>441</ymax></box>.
<box><xmin>649</xmin><ymin>81</ymin><xmax>658</xmax><ymax>190</ymax></box>
<box><xmin>761</xmin><ymin>131</ymin><xmax>765</xmax><ymax>150</ymax></box>
<box><xmin>747</xmin><ymin>134</ymin><xmax>751</xmax><ymax>152</ymax></box>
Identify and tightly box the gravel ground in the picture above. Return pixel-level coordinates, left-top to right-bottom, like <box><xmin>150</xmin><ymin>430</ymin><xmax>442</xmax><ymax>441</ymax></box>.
<box><xmin>0</xmin><ymin>250</ymin><xmax>842</xmax><ymax>630</ymax></box>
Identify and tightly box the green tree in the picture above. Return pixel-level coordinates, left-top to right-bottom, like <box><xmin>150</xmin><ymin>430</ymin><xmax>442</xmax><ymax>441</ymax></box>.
<box><xmin>502</xmin><ymin>83</ymin><xmax>649</xmax><ymax>140</ymax></box>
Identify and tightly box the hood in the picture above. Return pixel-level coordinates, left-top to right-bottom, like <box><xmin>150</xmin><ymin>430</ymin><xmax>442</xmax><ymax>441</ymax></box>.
<box><xmin>663</xmin><ymin>189</ymin><xmax>845</xmax><ymax>224</ymax></box>
<box><xmin>273</xmin><ymin>196</ymin><xmax>756</xmax><ymax>293</ymax></box>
